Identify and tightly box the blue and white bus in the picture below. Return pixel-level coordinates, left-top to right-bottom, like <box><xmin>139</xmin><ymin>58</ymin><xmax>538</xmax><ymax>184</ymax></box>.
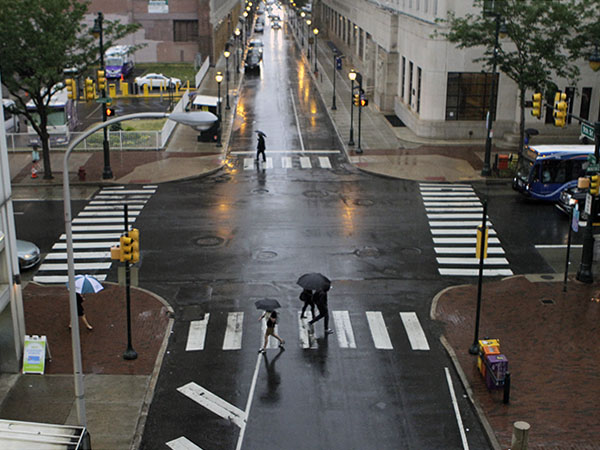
<box><xmin>513</xmin><ymin>145</ymin><xmax>595</xmax><ymax>201</ymax></box>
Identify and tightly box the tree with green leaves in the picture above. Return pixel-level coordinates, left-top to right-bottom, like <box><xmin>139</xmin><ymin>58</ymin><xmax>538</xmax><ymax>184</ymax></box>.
<box><xmin>0</xmin><ymin>0</ymin><xmax>140</xmax><ymax>179</ymax></box>
<box><xmin>439</xmin><ymin>0</ymin><xmax>585</xmax><ymax>152</ymax></box>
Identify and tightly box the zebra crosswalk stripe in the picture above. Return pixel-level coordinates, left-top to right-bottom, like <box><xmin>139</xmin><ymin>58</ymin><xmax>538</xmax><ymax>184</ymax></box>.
<box><xmin>366</xmin><ymin>311</ymin><xmax>393</xmax><ymax>350</ymax></box>
<box><xmin>166</xmin><ymin>436</ymin><xmax>203</xmax><ymax>450</ymax></box>
<box><xmin>222</xmin><ymin>312</ymin><xmax>243</xmax><ymax>350</ymax></box>
<box><xmin>186</xmin><ymin>314</ymin><xmax>210</xmax><ymax>351</ymax></box>
<box><xmin>332</xmin><ymin>310</ymin><xmax>356</xmax><ymax>348</ymax></box>
<box><xmin>318</xmin><ymin>156</ymin><xmax>332</xmax><ymax>169</ymax></box>
<box><xmin>400</xmin><ymin>312</ymin><xmax>430</xmax><ymax>351</ymax></box>
<box><xmin>299</xmin><ymin>156</ymin><xmax>312</xmax><ymax>169</ymax></box>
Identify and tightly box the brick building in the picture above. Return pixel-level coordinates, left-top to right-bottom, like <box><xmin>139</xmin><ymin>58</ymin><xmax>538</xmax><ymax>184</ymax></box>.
<box><xmin>86</xmin><ymin>0</ymin><xmax>242</xmax><ymax>64</ymax></box>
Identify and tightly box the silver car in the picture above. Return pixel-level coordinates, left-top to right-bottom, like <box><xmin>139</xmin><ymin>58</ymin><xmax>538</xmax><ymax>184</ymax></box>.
<box><xmin>17</xmin><ymin>239</ymin><xmax>41</xmax><ymax>270</ymax></box>
<box><xmin>134</xmin><ymin>73</ymin><xmax>181</xmax><ymax>90</ymax></box>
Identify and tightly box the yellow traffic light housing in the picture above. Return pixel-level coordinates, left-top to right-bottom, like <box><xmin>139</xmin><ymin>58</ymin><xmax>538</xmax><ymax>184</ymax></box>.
<box><xmin>85</xmin><ymin>78</ymin><xmax>95</xmax><ymax>101</ymax></box>
<box><xmin>120</xmin><ymin>234</ymin><xmax>133</xmax><ymax>262</ymax></box>
<box><xmin>353</xmin><ymin>93</ymin><xmax>360</xmax><ymax>106</ymax></box>
<box><xmin>531</xmin><ymin>92</ymin><xmax>542</xmax><ymax>119</ymax></box>
<box><xmin>97</xmin><ymin>69</ymin><xmax>106</xmax><ymax>91</ymax></box>
<box><xmin>65</xmin><ymin>78</ymin><xmax>76</xmax><ymax>99</ymax></box>
<box><xmin>590</xmin><ymin>175</ymin><xmax>600</xmax><ymax>196</ymax></box>
<box><xmin>128</xmin><ymin>228</ymin><xmax>140</xmax><ymax>263</ymax></box>
<box><xmin>553</xmin><ymin>92</ymin><xmax>567</xmax><ymax>127</ymax></box>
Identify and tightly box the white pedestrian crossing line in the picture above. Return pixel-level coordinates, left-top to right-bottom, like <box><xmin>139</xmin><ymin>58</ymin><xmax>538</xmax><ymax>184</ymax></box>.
<box><xmin>186</xmin><ymin>314</ymin><xmax>210</xmax><ymax>351</ymax></box>
<box><xmin>366</xmin><ymin>311</ymin><xmax>393</xmax><ymax>350</ymax></box>
<box><xmin>318</xmin><ymin>156</ymin><xmax>332</xmax><ymax>169</ymax></box>
<box><xmin>223</xmin><ymin>312</ymin><xmax>244</xmax><ymax>350</ymax></box>
<box><xmin>178</xmin><ymin>382</ymin><xmax>246</xmax><ymax>429</ymax></box>
<box><xmin>400</xmin><ymin>312</ymin><xmax>430</xmax><ymax>351</ymax></box>
<box><xmin>242</xmin><ymin>155</ymin><xmax>334</xmax><ymax>170</ymax></box>
<box><xmin>34</xmin><ymin>185</ymin><xmax>157</xmax><ymax>284</ymax></box>
<box><xmin>166</xmin><ymin>436</ymin><xmax>204</xmax><ymax>450</ymax></box>
<box><xmin>420</xmin><ymin>182</ymin><xmax>512</xmax><ymax>277</ymax></box>
<box><xmin>281</xmin><ymin>156</ymin><xmax>292</xmax><ymax>168</ymax></box>
<box><xmin>332</xmin><ymin>310</ymin><xmax>356</xmax><ymax>348</ymax></box>
<box><xmin>299</xmin><ymin>156</ymin><xmax>311</xmax><ymax>168</ymax></box>
<box><xmin>298</xmin><ymin>312</ymin><xmax>318</xmax><ymax>349</ymax></box>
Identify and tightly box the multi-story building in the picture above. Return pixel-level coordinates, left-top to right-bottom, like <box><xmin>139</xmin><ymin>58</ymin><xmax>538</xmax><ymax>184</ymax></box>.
<box><xmin>86</xmin><ymin>0</ymin><xmax>242</xmax><ymax>65</ymax></box>
<box><xmin>314</xmin><ymin>0</ymin><xmax>599</xmax><ymax>143</ymax></box>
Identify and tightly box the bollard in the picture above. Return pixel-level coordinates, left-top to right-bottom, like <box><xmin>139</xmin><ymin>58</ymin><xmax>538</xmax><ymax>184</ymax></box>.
<box><xmin>78</xmin><ymin>166</ymin><xmax>86</xmax><ymax>181</ymax></box>
<box><xmin>503</xmin><ymin>371</ymin><xmax>511</xmax><ymax>404</ymax></box>
<box><xmin>511</xmin><ymin>421</ymin><xmax>530</xmax><ymax>450</ymax></box>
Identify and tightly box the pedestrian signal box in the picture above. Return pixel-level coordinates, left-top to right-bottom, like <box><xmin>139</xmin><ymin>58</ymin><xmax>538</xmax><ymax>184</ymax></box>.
<box><xmin>476</xmin><ymin>225</ymin><xmax>488</xmax><ymax>259</ymax></box>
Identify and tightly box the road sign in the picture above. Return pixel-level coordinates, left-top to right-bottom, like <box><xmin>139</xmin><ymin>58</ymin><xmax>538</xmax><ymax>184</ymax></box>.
<box><xmin>582</xmin><ymin>123</ymin><xmax>595</xmax><ymax>140</ymax></box>
<box><xmin>96</xmin><ymin>97</ymin><xmax>112</xmax><ymax>104</ymax></box>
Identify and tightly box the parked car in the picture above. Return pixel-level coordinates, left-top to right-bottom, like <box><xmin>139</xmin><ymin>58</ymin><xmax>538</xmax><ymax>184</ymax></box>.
<box><xmin>254</xmin><ymin>22</ymin><xmax>264</xmax><ymax>33</ymax></box>
<box><xmin>245</xmin><ymin>49</ymin><xmax>262</xmax><ymax>73</ymax></box>
<box><xmin>17</xmin><ymin>239</ymin><xmax>41</xmax><ymax>270</ymax></box>
<box><xmin>134</xmin><ymin>73</ymin><xmax>181</xmax><ymax>90</ymax></box>
<box><xmin>272</xmin><ymin>21</ymin><xmax>281</xmax><ymax>30</ymax></box>
<box><xmin>248</xmin><ymin>39</ymin><xmax>264</xmax><ymax>56</ymax></box>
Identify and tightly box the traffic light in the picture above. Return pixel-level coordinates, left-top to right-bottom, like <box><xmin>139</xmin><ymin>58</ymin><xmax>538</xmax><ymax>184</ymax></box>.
<box><xmin>105</xmin><ymin>106</ymin><xmax>115</xmax><ymax>117</ymax></box>
<box><xmin>590</xmin><ymin>175</ymin><xmax>600</xmax><ymax>196</ymax></box>
<box><xmin>65</xmin><ymin>78</ymin><xmax>76</xmax><ymax>99</ymax></box>
<box><xmin>360</xmin><ymin>95</ymin><xmax>368</xmax><ymax>107</ymax></box>
<box><xmin>553</xmin><ymin>92</ymin><xmax>567</xmax><ymax>127</ymax></box>
<box><xmin>96</xmin><ymin>69</ymin><xmax>106</xmax><ymax>91</ymax></box>
<box><xmin>128</xmin><ymin>228</ymin><xmax>140</xmax><ymax>263</ymax></box>
<box><xmin>531</xmin><ymin>92</ymin><xmax>542</xmax><ymax>119</ymax></box>
<box><xmin>85</xmin><ymin>78</ymin><xmax>95</xmax><ymax>101</ymax></box>
<box><xmin>119</xmin><ymin>234</ymin><xmax>133</xmax><ymax>262</ymax></box>
<box><xmin>353</xmin><ymin>93</ymin><xmax>360</xmax><ymax>106</ymax></box>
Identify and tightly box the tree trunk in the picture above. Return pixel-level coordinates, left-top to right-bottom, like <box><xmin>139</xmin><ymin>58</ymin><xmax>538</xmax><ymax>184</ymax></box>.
<box><xmin>41</xmin><ymin>134</ymin><xmax>53</xmax><ymax>180</ymax></box>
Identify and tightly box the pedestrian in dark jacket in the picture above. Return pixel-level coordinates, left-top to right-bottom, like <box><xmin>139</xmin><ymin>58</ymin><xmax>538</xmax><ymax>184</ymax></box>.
<box><xmin>308</xmin><ymin>287</ymin><xmax>333</xmax><ymax>335</ymax></box>
<box><xmin>299</xmin><ymin>288</ymin><xmax>315</xmax><ymax>319</ymax></box>
<box><xmin>256</xmin><ymin>134</ymin><xmax>266</xmax><ymax>162</ymax></box>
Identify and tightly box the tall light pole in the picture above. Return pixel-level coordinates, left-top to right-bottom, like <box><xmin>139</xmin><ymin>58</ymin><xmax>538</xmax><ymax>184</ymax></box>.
<box><xmin>215</xmin><ymin>71</ymin><xmax>223</xmax><ymax>148</ymax></box>
<box><xmin>481</xmin><ymin>5</ymin><xmax>505</xmax><ymax>176</ymax></box>
<box><xmin>332</xmin><ymin>53</ymin><xmax>339</xmax><ymax>110</ymax></box>
<box><xmin>313</xmin><ymin>27</ymin><xmax>319</xmax><ymax>73</ymax></box>
<box><xmin>300</xmin><ymin>11</ymin><xmax>306</xmax><ymax>46</ymax></box>
<box><xmin>306</xmin><ymin>19</ymin><xmax>312</xmax><ymax>60</ymax></box>
<box><xmin>91</xmin><ymin>12</ymin><xmax>113</xmax><ymax>180</ymax></box>
<box><xmin>234</xmin><ymin>28</ymin><xmax>241</xmax><ymax>73</ymax></box>
<box><xmin>348</xmin><ymin>69</ymin><xmax>356</xmax><ymax>146</ymax></box>
<box><xmin>355</xmin><ymin>71</ymin><xmax>364</xmax><ymax>154</ymax></box>
<box><xmin>224</xmin><ymin>46</ymin><xmax>231</xmax><ymax>110</ymax></box>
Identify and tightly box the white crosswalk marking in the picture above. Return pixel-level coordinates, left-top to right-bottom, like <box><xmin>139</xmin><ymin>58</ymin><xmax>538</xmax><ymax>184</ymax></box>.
<box><xmin>318</xmin><ymin>156</ymin><xmax>332</xmax><ymax>168</ymax></box>
<box><xmin>400</xmin><ymin>312</ymin><xmax>430</xmax><ymax>351</ymax></box>
<box><xmin>265</xmin><ymin>157</ymin><xmax>274</xmax><ymax>169</ymax></box>
<box><xmin>281</xmin><ymin>156</ymin><xmax>292</xmax><ymax>168</ymax></box>
<box><xmin>33</xmin><ymin>185</ymin><xmax>156</xmax><ymax>284</ymax></box>
<box><xmin>299</xmin><ymin>156</ymin><xmax>312</xmax><ymax>168</ymax></box>
<box><xmin>186</xmin><ymin>314</ymin><xmax>210</xmax><ymax>351</ymax></box>
<box><xmin>420</xmin><ymin>183</ymin><xmax>512</xmax><ymax>277</ymax></box>
<box><xmin>332</xmin><ymin>310</ymin><xmax>356</xmax><ymax>348</ymax></box>
<box><xmin>298</xmin><ymin>312</ymin><xmax>318</xmax><ymax>349</ymax></box>
<box><xmin>166</xmin><ymin>436</ymin><xmax>204</xmax><ymax>450</ymax></box>
<box><xmin>241</xmin><ymin>155</ymin><xmax>333</xmax><ymax>170</ymax></box>
<box><xmin>178</xmin><ymin>382</ymin><xmax>246</xmax><ymax>429</ymax></box>
<box><xmin>244</xmin><ymin>158</ymin><xmax>255</xmax><ymax>170</ymax></box>
<box><xmin>223</xmin><ymin>312</ymin><xmax>244</xmax><ymax>350</ymax></box>
<box><xmin>366</xmin><ymin>311</ymin><xmax>393</xmax><ymax>350</ymax></box>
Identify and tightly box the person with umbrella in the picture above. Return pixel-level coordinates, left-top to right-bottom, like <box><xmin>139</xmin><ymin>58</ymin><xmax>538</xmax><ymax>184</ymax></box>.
<box><xmin>255</xmin><ymin>298</ymin><xmax>284</xmax><ymax>353</ymax></box>
<box><xmin>296</xmin><ymin>273</ymin><xmax>333</xmax><ymax>336</ymax></box>
<box><xmin>255</xmin><ymin>130</ymin><xmax>267</xmax><ymax>163</ymax></box>
<box><xmin>67</xmin><ymin>274</ymin><xmax>103</xmax><ymax>331</ymax></box>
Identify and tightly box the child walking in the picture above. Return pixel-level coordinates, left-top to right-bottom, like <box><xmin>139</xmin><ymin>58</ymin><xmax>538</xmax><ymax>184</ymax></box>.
<box><xmin>258</xmin><ymin>310</ymin><xmax>284</xmax><ymax>353</ymax></box>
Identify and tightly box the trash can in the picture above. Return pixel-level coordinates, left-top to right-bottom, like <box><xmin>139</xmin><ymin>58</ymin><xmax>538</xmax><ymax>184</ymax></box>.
<box><xmin>498</xmin><ymin>154</ymin><xmax>510</xmax><ymax>170</ymax></box>
<box><xmin>484</xmin><ymin>354</ymin><xmax>509</xmax><ymax>390</ymax></box>
<box><xmin>477</xmin><ymin>339</ymin><xmax>500</xmax><ymax>377</ymax></box>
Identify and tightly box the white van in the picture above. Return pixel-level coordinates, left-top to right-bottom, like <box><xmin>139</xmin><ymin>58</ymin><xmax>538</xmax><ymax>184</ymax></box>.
<box><xmin>2</xmin><ymin>99</ymin><xmax>20</xmax><ymax>133</ymax></box>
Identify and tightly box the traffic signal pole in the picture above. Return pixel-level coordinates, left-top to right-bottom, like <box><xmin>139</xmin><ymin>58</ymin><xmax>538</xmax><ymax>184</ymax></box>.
<box><xmin>122</xmin><ymin>204</ymin><xmax>138</xmax><ymax>360</ymax></box>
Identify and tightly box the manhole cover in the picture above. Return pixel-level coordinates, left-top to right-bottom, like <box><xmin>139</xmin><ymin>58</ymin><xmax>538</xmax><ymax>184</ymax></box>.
<box><xmin>353</xmin><ymin>199</ymin><xmax>374</xmax><ymax>206</ymax></box>
<box><xmin>252</xmin><ymin>188</ymin><xmax>269</xmax><ymax>194</ymax></box>
<box><xmin>400</xmin><ymin>247</ymin><xmax>422</xmax><ymax>256</ymax></box>
<box><xmin>303</xmin><ymin>190</ymin><xmax>328</xmax><ymax>198</ymax></box>
<box><xmin>254</xmin><ymin>250</ymin><xmax>278</xmax><ymax>260</ymax></box>
<box><xmin>194</xmin><ymin>236</ymin><xmax>225</xmax><ymax>247</ymax></box>
<box><xmin>355</xmin><ymin>247</ymin><xmax>380</xmax><ymax>258</ymax></box>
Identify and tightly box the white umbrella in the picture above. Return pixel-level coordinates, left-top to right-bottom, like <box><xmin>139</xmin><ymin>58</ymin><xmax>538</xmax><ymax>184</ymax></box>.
<box><xmin>66</xmin><ymin>274</ymin><xmax>104</xmax><ymax>294</ymax></box>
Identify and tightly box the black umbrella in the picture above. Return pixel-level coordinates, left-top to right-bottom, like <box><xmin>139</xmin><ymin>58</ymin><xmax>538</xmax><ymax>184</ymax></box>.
<box><xmin>255</xmin><ymin>130</ymin><xmax>267</xmax><ymax>137</ymax></box>
<box><xmin>296</xmin><ymin>273</ymin><xmax>331</xmax><ymax>291</ymax></box>
<box><xmin>254</xmin><ymin>298</ymin><xmax>281</xmax><ymax>311</ymax></box>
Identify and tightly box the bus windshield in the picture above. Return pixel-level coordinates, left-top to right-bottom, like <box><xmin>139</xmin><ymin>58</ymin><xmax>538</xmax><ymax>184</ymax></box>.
<box><xmin>106</xmin><ymin>56</ymin><xmax>123</xmax><ymax>66</ymax></box>
<box><xmin>29</xmin><ymin>108</ymin><xmax>67</xmax><ymax>127</ymax></box>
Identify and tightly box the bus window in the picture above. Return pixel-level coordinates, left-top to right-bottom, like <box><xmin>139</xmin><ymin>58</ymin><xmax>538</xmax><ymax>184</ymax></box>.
<box><xmin>540</xmin><ymin>160</ymin><xmax>566</xmax><ymax>184</ymax></box>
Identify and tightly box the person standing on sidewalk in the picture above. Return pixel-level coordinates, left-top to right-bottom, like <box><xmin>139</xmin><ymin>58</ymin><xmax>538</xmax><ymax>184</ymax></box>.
<box><xmin>258</xmin><ymin>310</ymin><xmax>284</xmax><ymax>353</ymax></box>
<box><xmin>308</xmin><ymin>287</ymin><xmax>333</xmax><ymax>335</ymax></box>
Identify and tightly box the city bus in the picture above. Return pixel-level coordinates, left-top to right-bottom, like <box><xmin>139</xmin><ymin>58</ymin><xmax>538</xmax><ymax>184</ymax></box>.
<box><xmin>26</xmin><ymin>85</ymin><xmax>78</xmax><ymax>146</ymax></box>
<box><xmin>105</xmin><ymin>45</ymin><xmax>135</xmax><ymax>78</ymax></box>
<box><xmin>512</xmin><ymin>144</ymin><xmax>595</xmax><ymax>201</ymax></box>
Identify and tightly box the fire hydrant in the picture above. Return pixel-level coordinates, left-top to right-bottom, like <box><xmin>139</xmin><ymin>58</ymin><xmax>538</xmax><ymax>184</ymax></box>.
<box><xmin>78</xmin><ymin>166</ymin><xmax>86</xmax><ymax>181</ymax></box>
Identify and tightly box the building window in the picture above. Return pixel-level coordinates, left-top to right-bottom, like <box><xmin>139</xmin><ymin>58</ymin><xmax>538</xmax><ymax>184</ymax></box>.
<box><xmin>174</xmin><ymin>20</ymin><xmax>198</xmax><ymax>42</ymax></box>
<box><xmin>580</xmin><ymin>87</ymin><xmax>592</xmax><ymax>121</ymax></box>
<box><xmin>401</xmin><ymin>57</ymin><xmax>406</xmax><ymax>100</ymax></box>
<box><xmin>417</xmin><ymin>67</ymin><xmax>422</xmax><ymax>113</ymax></box>
<box><xmin>359</xmin><ymin>28</ymin><xmax>364</xmax><ymax>59</ymax></box>
<box><xmin>409</xmin><ymin>61</ymin><xmax>414</xmax><ymax>107</ymax></box>
<box><xmin>445</xmin><ymin>72</ymin><xmax>499</xmax><ymax>121</ymax></box>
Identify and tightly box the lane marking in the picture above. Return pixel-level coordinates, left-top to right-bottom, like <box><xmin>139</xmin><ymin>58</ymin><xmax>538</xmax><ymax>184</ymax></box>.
<box><xmin>243</xmin><ymin>158</ymin><xmax>254</xmax><ymax>170</ymax></box>
<box><xmin>223</xmin><ymin>312</ymin><xmax>243</xmax><ymax>350</ymax></box>
<box><xmin>52</xmin><ymin>241</ymin><xmax>118</xmax><ymax>249</ymax></box>
<box><xmin>235</xmin><ymin>353</ymin><xmax>262</xmax><ymax>450</ymax></box>
<box><xmin>84</xmin><ymin>205</ymin><xmax>143</xmax><ymax>211</ymax></box>
<box><xmin>444</xmin><ymin>367</ymin><xmax>470</xmax><ymax>450</ymax></box>
<box><xmin>434</xmin><ymin>247</ymin><xmax>505</xmax><ymax>255</ymax></box>
<box><xmin>423</xmin><ymin>202</ymin><xmax>482</xmax><ymax>207</ymax></box>
<box><xmin>399</xmin><ymin>312</ymin><xmax>430</xmax><ymax>351</ymax></box>
<box><xmin>281</xmin><ymin>156</ymin><xmax>292</xmax><ymax>168</ymax></box>
<box><xmin>318</xmin><ymin>156</ymin><xmax>332</xmax><ymax>169</ymax></box>
<box><xmin>421</xmin><ymin>197</ymin><xmax>479</xmax><ymax>202</ymax></box>
<box><xmin>436</xmin><ymin>257</ymin><xmax>509</xmax><ymax>265</ymax></box>
<box><xmin>430</xmin><ymin>229</ymin><xmax>497</xmax><ymax>236</ymax></box>
<box><xmin>166</xmin><ymin>436</ymin><xmax>203</xmax><ymax>450</ymax></box>
<box><xmin>535</xmin><ymin>244</ymin><xmax>582</xmax><ymax>249</ymax></box>
<box><xmin>186</xmin><ymin>314</ymin><xmax>210</xmax><ymax>351</ymax></box>
<box><xmin>44</xmin><ymin>251</ymin><xmax>111</xmax><ymax>260</ymax></box>
<box><xmin>37</xmin><ymin>262</ymin><xmax>112</xmax><ymax>271</ymax></box>
<box><xmin>429</xmin><ymin>221</ymin><xmax>492</xmax><ymax>228</ymax></box>
<box><xmin>33</xmin><ymin>274</ymin><xmax>106</xmax><ymax>283</ymax></box>
<box><xmin>332</xmin><ymin>310</ymin><xmax>356</xmax><ymax>348</ymax></box>
<box><xmin>420</xmin><ymin>183</ymin><xmax>471</xmax><ymax>187</ymax></box>
<box><xmin>427</xmin><ymin>213</ymin><xmax>483</xmax><ymax>219</ymax></box>
<box><xmin>231</xmin><ymin>150</ymin><xmax>340</xmax><ymax>155</ymax></box>
<box><xmin>72</xmin><ymin>225</ymin><xmax>131</xmax><ymax>232</ymax></box>
<box><xmin>298</xmin><ymin>312</ymin><xmax>318</xmax><ymax>349</ymax></box>
<box><xmin>72</xmin><ymin>217</ymin><xmax>136</xmax><ymax>224</ymax></box>
<box><xmin>299</xmin><ymin>156</ymin><xmax>311</xmax><ymax>169</ymax></box>
<box><xmin>178</xmin><ymin>382</ymin><xmax>246</xmax><ymax>429</ymax></box>
<box><xmin>366</xmin><ymin>311</ymin><xmax>393</xmax><ymax>350</ymax></box>
<box><xmin>433</xmin><ymin>237</ymin><xmax>501</xmax><ymax>244</ymax></box>
<box><xmin>288</xmin><ymin>87</ymin><xmax>305</xmax><ymax>151</ymax></box>
<box><xmin>78</xmin><ymin>211</ymin><xmax>140</xmax><ymax>217</ymax></box>
<box><xmin>421</xmin><ymin>192</ymin><xmax>476</xmax><ymax>196</ymax></box>
<box><xmin>266</xmin><ymin>157</ymin><xmax>274</xmax><ymax>169</ymax></box>
<box><xmin>425</xmin><ymin>208</ymin><xmax>483</xmax><ymax>212</ymax></box>
<box><xmin>439</xmin><ymin>268</ymin><xmax>513</xmax><ymax>276</ymax></box>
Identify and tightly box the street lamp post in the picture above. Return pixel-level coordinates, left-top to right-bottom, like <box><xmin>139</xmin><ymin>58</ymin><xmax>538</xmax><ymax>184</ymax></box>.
<box><xmin>313</xmin><ymin>28</ymin><xmax>319</xmax><ymax>73</ymax></box>
<box><xmin>234</xmin><ymin>28</ymin><xmax>241</xmax><ymax>73</ymax></box>
<box><xmin>481</xmin><ymin>10</ymin><xmax>504</xmax><ymax>176</ymax></box>
<box><xmin>91</xmin><ymin>12</ymin><xmax>113</xmax><ymax>180</ymax></box>
<box><xmin>300</xmin><ymin>12</ymin><xmax>305</xmax><ymax>46</ymax></box>
<box><xmin>224</xmin><ymin>46</ymin><xmax>231</xmax><ymax>110</ymax></box>
<box><xmin>215</xmin><ymin>72</ymin><xmax>223</xmax><ymax>147</ymax></box>
<box><xmin>356</xmin><ymin>72</ymin><xmax>363</xmax><ymax>154</ymax></box>
<box><xmin>348</xmin><ymin>70</ymin><xmax>356</xmax><ymax>146</ymax></box>
<box><xmin>306</xmin><ymin>19</ymin><xmax>312</xmax><ymax>60</ymax></box>
<box><xmin>332</xmin><ymin>53</ymin><xmax>338</xmax><ymax>110</ymax></box>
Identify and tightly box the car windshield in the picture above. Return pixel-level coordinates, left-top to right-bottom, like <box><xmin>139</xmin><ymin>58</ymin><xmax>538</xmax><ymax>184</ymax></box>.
<box><xmin>516</xmin><ymin>156</ymin><xmax>533</xmax><ymax>181</ymax></box>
